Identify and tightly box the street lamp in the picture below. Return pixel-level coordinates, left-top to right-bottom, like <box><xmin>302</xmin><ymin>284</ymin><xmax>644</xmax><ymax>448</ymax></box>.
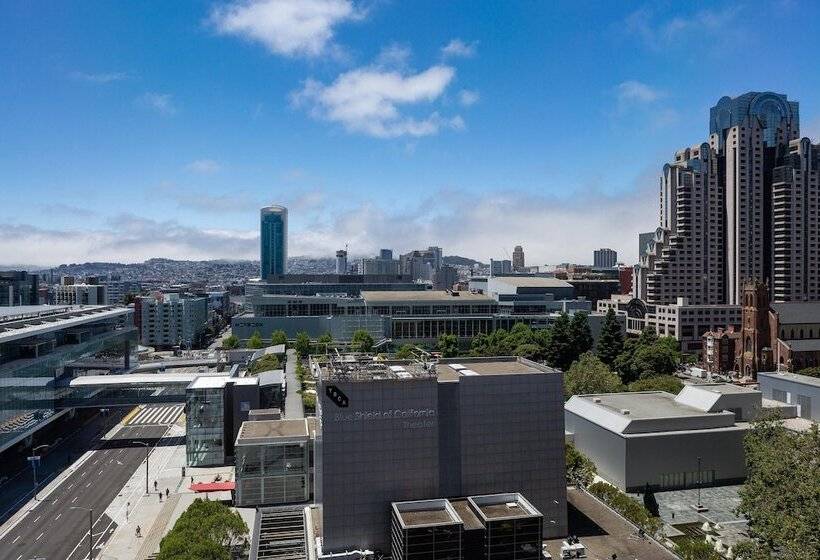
<box><xmin>70</xmin><ymin>506</ymin><xmax>94</xmax><ymax>560</ymax></box>
<box><xmin>134</xmin><ymin>441</ymin><xmax>149</xmax><ymax>495</ymax></box>
<box><xmin>27</xmin><ymin>444</ymin><xmax>49</xmax><ymax>492</ymax></box>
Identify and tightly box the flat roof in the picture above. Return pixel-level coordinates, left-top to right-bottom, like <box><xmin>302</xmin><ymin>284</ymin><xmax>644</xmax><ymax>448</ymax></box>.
<box><xmin>66</xmin><ymin>372</ymin><xmax>224</xmax><ymax>387</ymax></box>
<box><xmin>758</xmin><ymin>370</ymin><xmax>820</xmax><ymax>388</ymax></box>
<box><xmin>580</xmin><ymin>392</ymin><xmax>708</xmax><ymax>420</ymax></box>
<box><xmin>236</xmin><ymin>418</ymin><xmax>314</xmax><ymax>442</ymax></box>
<box><xmin>469</xmin><ymin>493</ymin><xmax>541</xmax><ymax>521</ymax></box>
<box><xmin>361</xmin><ymin>290</ymin><xmax>493</xmax><ymax>303</ymax></box>
<box><xmin>0</xmin><ymin>305</ymin><xmax>131</xmax><ymax>344</ymax></box>
<box><xmin>392</xmin><ymin>499</ymin><xmax>463</xmax><ymax>529</ymax></box>
<box><xmin>490</xmin><ymin>276</ymin><xmax>572</xmax><ymax>288</ymax></box>
<box><xmin>188</xmin><ymin>375</ymin><xmax>257</xmax><ymax>389</ymax></box>
<box><xmin>450</xmin><ymin>500</ymin><xmax>484</xmax><ymax>530</ymax></box>
<box><xmin>436</xmin><ymin>358</ymin><xmax>551</xmax><ymax>381</ymax></box>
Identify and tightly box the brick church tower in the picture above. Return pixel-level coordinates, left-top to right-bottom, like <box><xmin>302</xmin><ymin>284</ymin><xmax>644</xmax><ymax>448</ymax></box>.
<box><xmin>737</xmin><ymin>280</ymin><xmax>772</xmax><ymax>378</ymax></box>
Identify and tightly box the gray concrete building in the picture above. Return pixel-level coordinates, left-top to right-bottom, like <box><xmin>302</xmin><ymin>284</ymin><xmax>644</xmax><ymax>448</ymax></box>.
<box><xmin>565</xmin><ymin>384</ymin><xmax>765</xmax><ymax>492</ymax></box>
<box><xmin>0</xmin><ymin>271</ymin><xmax>39</xmax><ymax>306</ymax></box>
<box><xmin>314</xmin><ymin>355</ymin><xmax>567</xmax><ymax>553</ymax></box>
<box><xmin>758</xmin><ymin>371</ymin><xmax>820</xmax><ymax>422</ymax></box>
<box><xmin>512</xmin><ymin>245</ymin><xmax>525</xmax><ymax>272</ymax></box>
<box><xmin>593</xmin><ymin>248</ymin><xmax>617</xmax><ymax>269</ymax></box>
<box><xmin>136</xmin><ymin>293</ymin><xmax>208</xmax><ymax>349</ymax></box>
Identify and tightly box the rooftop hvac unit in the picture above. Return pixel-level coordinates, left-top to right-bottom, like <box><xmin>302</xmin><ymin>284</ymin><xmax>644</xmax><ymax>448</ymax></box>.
<box><xmin>593</xmin><ymin>397</ymin><xmax>602</xmax><ymax>403</ymax></box>
<box><xmin>621</xmin><ymin>409</ymin><xmax>631</xmax><ymax>415</ymax></box>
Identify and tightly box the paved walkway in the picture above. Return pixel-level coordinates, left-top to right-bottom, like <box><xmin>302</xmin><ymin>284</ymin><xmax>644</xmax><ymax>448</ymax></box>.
<box><xmin>284</xmin><ymin>349</ymin><xmax>304</xmax><ymax>419</ymax></box>
<box><xmin>543</xmin><ymin>487</ymin><xmax>679</xmax><ymax>560</ymax></box>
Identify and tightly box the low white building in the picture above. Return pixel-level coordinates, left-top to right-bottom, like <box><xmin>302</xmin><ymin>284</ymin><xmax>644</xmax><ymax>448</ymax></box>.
<box><xmin>53</xmin><ymin>283</ymin><xmax>107</xmax><ymax>306</ymax></box>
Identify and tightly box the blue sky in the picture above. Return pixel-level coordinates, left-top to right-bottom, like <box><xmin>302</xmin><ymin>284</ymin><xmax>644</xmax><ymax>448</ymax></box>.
<box><xmin>2</xmin><ymin>0</ymin><xmax>819</xmax><ymax>267</ymax></box>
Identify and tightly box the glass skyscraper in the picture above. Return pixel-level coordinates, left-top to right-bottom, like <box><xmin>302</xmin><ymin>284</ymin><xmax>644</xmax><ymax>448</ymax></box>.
<box><xmin>260</xmin><ymin>205</ymin><xmax>288</xmax><ymax>278</ymax></box>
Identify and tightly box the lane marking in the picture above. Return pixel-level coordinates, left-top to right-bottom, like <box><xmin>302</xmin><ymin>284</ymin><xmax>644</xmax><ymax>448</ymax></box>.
<box><xmin>12</xmin><ymin>535</ymin><xmax>20</xmax><ymax>543</ymax></box>
<box><xmin>33</xmin><ymin>515</ymin><xmax>40</xmax><ymax>523</ymax></box>
<box><xmin>72</xmin><ymin>497</ymin><xmax>78</xmax><ymax>503</ymax></box>
<box><xmin>86</xmin><ymin>482</ymin><xmax>92</xmax><ymax>488</ymax></box>
<box><xmin>98</xmin><ymin>470</ymin><xmax>103</xmax><ymax>476</ymax></box>
<box><xmin>35</xmin><ymin>531</ymin><xmax>44</xmax><ymax>541</ymax></box>
<box><xmin>15</xmin><ymin>555</ymin><xmax>21</xmax><ymax>560</ymax></box>
<box><xmin>55</xmin><ymin>513</ymin><xmax>62</xmax><ymax>520</ymax></box>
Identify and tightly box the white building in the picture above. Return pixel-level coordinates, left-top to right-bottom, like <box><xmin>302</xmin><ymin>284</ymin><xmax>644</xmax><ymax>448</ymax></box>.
<box><xmin>137</xmin><ymin>293</ymin><xmax>208</xmax><ymax>349</ymax></box>
<box><xmin>54</xmin><ymin>283</ymin><xmax>107</xmax><ymax>306</ymax></box>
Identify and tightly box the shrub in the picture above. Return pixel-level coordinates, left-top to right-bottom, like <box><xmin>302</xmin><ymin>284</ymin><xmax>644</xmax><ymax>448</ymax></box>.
<box><xmin>587</xmin><ymin>481</ymin><xmax>662</xmax><ymax>535</ymax></box>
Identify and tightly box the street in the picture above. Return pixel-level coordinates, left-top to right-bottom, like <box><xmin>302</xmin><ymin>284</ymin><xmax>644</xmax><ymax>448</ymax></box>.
<box><xmin>0</xmin><ymin>423</ymin><xmax>169</xmax><ymax>560</ymax></box>
<box><xmin>283</xmin><ymin>349</ymin><xmax>304</xmax><ymax>419</ymax></box>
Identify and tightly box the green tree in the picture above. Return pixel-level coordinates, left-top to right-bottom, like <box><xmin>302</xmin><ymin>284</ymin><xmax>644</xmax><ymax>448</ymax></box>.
<box><xmin>294</xmin><ymin>331</ymin><xmax>311</xmax><ymax>358</ymax></box>
<box><xmin>545</xmin><ymin>313</ymin><xmax>575</xmax><ymax>370</ymax></box>
<box><xmin>246</xmin><ymin>331</ymin><xmax>264</xmax><ymax>349</ymax></box>
<box><xmin>569</xmin><ymin>312</ymin><xmax>594</xmax><ymax>356</ymax></box>
<box><xmin>350</xmin><ymin>329</ymin><xmax>374</xmax><ymax>353</ymax></box>
<box><xmin>732</xmin><ymin>540</ymin><xmax>773</xmax><ymax>560</ymax></box>
<box><xmin>736</xmin><ymin>415</ymin><xmax>820</xmax><ymax>559</ymax></box>
<box><xmin>436</xmin><ymin>334</ymin><xmax>459</xmax><ymax>357</ymax></box>
<box><xmin>222</xmin><ymin>334</ymin><xmax>239</xmax><ymax>349</ymax></box>
<box><xmin>158</xmin><ymin>498</ymin><xmax>249</xmax><ymax>560</ymax></box>
<box><xmin>627</xmin><ymin>375</ymin><xmax>683</xmax><ymax>394</ymax></box>
<box><xmin>596</xmin><ymin>308</ymin><xmax>623</xmax><ymax>366</ymax></box>
<box><xmin>565</xmin><ymin>442</ymin><xmax>597</xmax><ymax>486</ymax></box>
<box><xmin>269</xmin><ymin>330</ymin><xmax>288</xmax><ymax>347</ymax></box>
<box><xmin>633</xmin><ymin>343</ymin><xmax>679</xmax><ymax>378</ymax></box>
<box><xmin>564</xmin><ymin>353</ymin><xmax>624</xmax><ymax>399</ymax></box>
<box><xmin>395</xmin><ymin>343</ymin><xmax>417</xmax><ymax>359</ymax></box>
<box><xmin>675</xmin><ymin>538</ymin><xmax>722</xmax><ymax>560</ymax></box>
<box><xmin>513</xmin><ymin>343</ymin><xmax>541</xmax><ymax>360</ymax></box>
<box><xmin>797</xmin><ymin>366</ymin><xmax>820</xmax><ymax>378</ymax></box>
<box><xmin>317</xmin><ymin>332</ymin><xmax>333</xmax><ymax>349</ymax></box>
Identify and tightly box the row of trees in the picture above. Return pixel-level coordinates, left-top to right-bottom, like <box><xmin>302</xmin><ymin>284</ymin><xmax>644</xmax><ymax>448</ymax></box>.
<box><xmin>157</xmin><ymin>499</ymin><xmax>248</xmax><ymax>560</ymax></box>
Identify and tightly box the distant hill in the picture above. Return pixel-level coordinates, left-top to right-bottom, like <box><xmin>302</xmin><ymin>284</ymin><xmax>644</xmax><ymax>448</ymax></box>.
<box><xmin>443</xmin><ymin>255</ymin><xmax>484</xmax><ymax>267</ymax></box>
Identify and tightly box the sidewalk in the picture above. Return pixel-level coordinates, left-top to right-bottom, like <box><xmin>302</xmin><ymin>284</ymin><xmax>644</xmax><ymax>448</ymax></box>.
<box><xmin>98</xmin><ymin>419</ymin><xmax>252</xmax><ymax>560</ymax></box>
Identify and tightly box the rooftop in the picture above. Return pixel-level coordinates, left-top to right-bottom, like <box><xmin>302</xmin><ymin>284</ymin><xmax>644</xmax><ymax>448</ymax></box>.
<box><xmin>449</xmin><ymin>499</ymin><xmax>484</xmax><ymax>530</ymax></box>
<box><xmin>392</xmin><ymin>500</ymin><xmax>462</xmax><ymax>529</ymax></box>
<box><xmin>758</xmin><ymin>370</ymin><xmax>820</xmax><ymax>388</ymax></box>
<box><xmin>188</xmin><ymin>375</ymin><xmax>258</xmax><ymax>389</ymax></box>
<box><xmin>770</xmin><ymin>302</ymin><xmax>820</xmax><ymax>324</ymax></box>
<box><xmin>0</xmin><ymin>305</ymin><xmax>132</xmax><ymax>343</ymax></box>
<box><xmin>490</xmin><ymin>276</ymin><xmax>572</xmax><ymax>288</ymax></box>
<box><xmin>435</xmin><ymin>357</ymin><xmax>551</xmax><ymax>381</ymax></box>
<box><xmin>782</xmin><ymin>338</ymin><xmax>820</xmax><ymax>352</ymax></box>
<box><xmin>236</xmin><ymin>418</ymin><xmax>315</xmax><ymax>443</ymax></box>
<box><xmin>360</xmin><ymin>290</ymin><xmax>493</xmax><ymax>303</ymax></box>
<box><xmin>469</xmin><ymin>493</ymin><xmax>541</xmax><ymax>521</ymax></box>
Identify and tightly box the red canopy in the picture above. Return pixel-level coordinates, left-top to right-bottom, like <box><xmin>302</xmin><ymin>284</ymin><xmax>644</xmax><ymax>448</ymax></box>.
<box><xmin>190</xmin><ymin>481</ymin><xmax>236</xmax><ymax>492</ymax></box>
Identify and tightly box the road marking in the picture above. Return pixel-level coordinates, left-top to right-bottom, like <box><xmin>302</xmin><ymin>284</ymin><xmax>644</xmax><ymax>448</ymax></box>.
<box><xmin>15</xmin><ymin>555</ymin><xmax>21</xmax><ymax>560</ymax></box>
<box><xmin>98</xmin><ymin>470</ymin><xmax>103</xmax><ymax>475</ymax></box>
<box><xmin>35</xmin><ymin>531</ymin><xmax>44</xmax><ymax>541</ymax></box>
<box><xmin>33</xmin><ymin>515</ymin><xmax>40</xmax><ymax>523</ymax></box>
<box><xmin>72</xmin><ymin>497</ymin><xmax>78</xmax><ymax>503</ymax></box>
<box><xmin>55</xmin><ymin>513</ymin><xmax>62</xmax><ymax>520</ymax></box>
<box><xmin>12</xmin><ymin>535</ymin><xmax>20</xmax><ymax>543</ymax></box>
<box><xmin>86</xmin><ymin>482</ymin><xmax>92</xmax><ymax>488</ymax></box>
<box><xmin>68</xmin><ymin>483</ymin><xmax>74</xmax><ymax>489</ymax></box>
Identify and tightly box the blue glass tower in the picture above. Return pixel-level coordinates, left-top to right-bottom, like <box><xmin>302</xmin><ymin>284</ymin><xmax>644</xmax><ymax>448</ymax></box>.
<box><xmin>260</xmin><ymin>205</ymin><xmax>287</xmax><ymax>278</ymax></box>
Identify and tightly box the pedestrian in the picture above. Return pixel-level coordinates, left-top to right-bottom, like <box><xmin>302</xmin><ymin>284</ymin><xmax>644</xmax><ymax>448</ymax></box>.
<box><xmin>165</xmin><ymin>488</ymin><xmax>169</xmax><ymax>498</ymax></box>
<box><xmin>154</xmin><ymin>480</ymin><xmax>158</xmax><ymax>491</ymax></box>
<box><xmin>136</xmin><ymin>525</ymin><xmax>141</xmax><ymax>538</ymax></box>
<box><xmin>159</xmin><ymin>493</ymin><xmax>162</xmax><ymax>503</ymax></box>
<box><xmin>190</xmin><ymin>476</ymin><xmax>194</xmax><ymax>484</ymax></box>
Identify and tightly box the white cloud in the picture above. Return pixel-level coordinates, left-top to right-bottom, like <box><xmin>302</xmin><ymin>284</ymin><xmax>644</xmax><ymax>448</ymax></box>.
<box><xmin>185</xmin><ymin>159</ymin><xmax>222</xmax><ymax>174</ymax></box>
<box><xmin>71</xmin><ymin>71</ymin><xmax>128</xmax><ymax>84</ymax></box>
<box><xmin>292</xmin><ymin>64</ymin><xmax>463</xmax><ymax>138</ymax></box>
<box><xmin>616</xmin><ymin>80</ymin><xmax>662</xmax><ymax>104</ymax></box>
<box><xmin>138</xmin><ymin>92</ymin><xmax>176</xmax><ymax>115</ymax></box>
<box><xmin>209</xmin><ymin>0</ymin><xmax>361</xmax><ymax>58</ymax></box>
<box><xmin>458</xmin><ymin>89</ymin><xmax>479</xmax><ymax>107</ymax></box>
<box><xmin>441</xmin><ymin>38</ymin><xmax>477</xmax><ymax>58</ymax></box>
<box><xmin>624</xmin><ymin>6</ymin><xmax>741</xmax><ymax>50</ymax></box>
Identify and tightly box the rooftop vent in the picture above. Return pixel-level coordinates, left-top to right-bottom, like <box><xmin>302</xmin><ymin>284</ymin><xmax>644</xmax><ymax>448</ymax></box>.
<box><xmin>593</xmin><ymin>397</ymin><xmax>602</xmax><ymax>403</ymax></box>
<box><xmin>506</xmin><ymin>502</ymin><xmax>519</xmax><ymax>508</ymax></box>
<box><xmin>621</xmin><ymin>409</ymin><xmax>631</xmax><ymax>415</ymax></box>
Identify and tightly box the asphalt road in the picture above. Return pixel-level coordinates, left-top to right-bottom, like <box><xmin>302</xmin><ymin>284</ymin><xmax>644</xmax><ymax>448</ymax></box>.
<box><xmin>0</xmin><ymin>423</ymin><xmax>170</xmax><ymax>560</ymax></box>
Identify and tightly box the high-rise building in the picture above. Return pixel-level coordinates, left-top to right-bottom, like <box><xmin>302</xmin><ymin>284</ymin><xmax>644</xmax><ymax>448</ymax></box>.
<box><xmin>136</xmin><ymin>293</ymin><xmax>208</xmax><ymax>349</ymax></box>
<box><xmin>638</xmin><ymin>232</ymin><xmax>655</xmax><ymax>260</ymax></box>
<box><xmin>361</xmin><ymin>249</ymin><xmax>400</xmax><ymax>275</ymax></box>
<box><xmin>593</xmin><ymin>248</ymin><xmax>617</xmax><ymax>268</ymax></box>
<box><xmin>400</xmin><ymin>247</ymin><xmax>442</xmax><ymax>281</ymax></box>
<box><xmin>335</xmin><ymin>249</ymin><xmax>348</xmax><ymax>274</ymax></box>
<box><xmin>635</xmin><ymin>92</ymin><xmax>819</xmax><ymax>305</ymax></box>
<box><xmin>489</xmin><ymin>259</ymin><xmax>512</xmax><ymax>275</ymax></box>
<box><xmin>0</xmin><ymin>271</ymin><xmax>39</xmax><ymax>306</ymax></box>
<box><xmin>512</xmin><ymin>245</ymin><xmax>525</xmax><ymax>271</ymax></box>
<box><xmin>54</xmin><ymin>283</ymin><xmax>107</xmax><ymax>305</ymax></box>
<box><xmin>260</xmin><ymin>205</ymin><xmax>288</xmax><ymax>279</ymax></box>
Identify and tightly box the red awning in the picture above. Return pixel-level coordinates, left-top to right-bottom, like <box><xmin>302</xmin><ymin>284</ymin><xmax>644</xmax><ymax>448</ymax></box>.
<box><xmin>190</xmin><ymin>482</ymin><xmax>236</xmax><ymax>492</ymax></box>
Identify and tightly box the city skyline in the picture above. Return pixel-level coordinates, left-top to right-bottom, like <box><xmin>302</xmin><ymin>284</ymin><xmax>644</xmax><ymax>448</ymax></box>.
<box><xmin>3</xmin><ymin>1</ymin><xmax>820</xmax><ymax>267</ymax></box>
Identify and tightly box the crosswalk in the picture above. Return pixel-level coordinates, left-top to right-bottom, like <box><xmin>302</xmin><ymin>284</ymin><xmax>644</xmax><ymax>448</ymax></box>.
<box><xmin>126</xmin><ymin>404</ymin><xmax>184</xmax><ymax>426</ymax></box>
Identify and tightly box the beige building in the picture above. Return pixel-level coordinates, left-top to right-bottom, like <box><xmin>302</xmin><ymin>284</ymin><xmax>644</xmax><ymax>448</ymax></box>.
<box><xmin>635</xmin><ymin>92</ymin><xmax>819</xmax><ymax>305</ymax></box>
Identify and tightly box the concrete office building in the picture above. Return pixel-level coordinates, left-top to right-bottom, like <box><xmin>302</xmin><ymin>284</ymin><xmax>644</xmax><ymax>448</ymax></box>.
<box><xmin>634</xmin><ymin>92</ymin><xmax>820</xmax><ymax>306</ymax></box>
<box><xmin>261</xmin><ymin>205</ymin><xmax>288</xmax><ymax>279</ymax></box>
<box><xmin>638</xmin><ymin>232</ymin><xmax>655</xmax><ymax>259</ymax></box>
<box><xmin>54</xmin><ymin>283</ymin><xmax>107</xmax><ymax>306</ymax></box>
<box><xmin>758</xmin><ymin>371</ymin><xmax>820</xmax><ymax>422</ymax></box>
<box><xmin>598</xmin><ymin>294</ymin><xmax>741</xmax><ymax>353</ymax></box>
<box><xmin>593</xmin><ymin>248</ymin><xmax>617</xmax><ymax>269</ymax></box>
<box><xmin>234</xmin><ymin>418</ymin><xmax>316</xmax><ymax>507</ymax></box>
<box><xmin>512</xmin><ymin>245</ymin><xmax>525</xmax><ymax>272</ymax></box>
<box><xmin>136</xmin><ymin>293</ymin><xmax>208</xmax><ymax>349</ymax></box>
<box><xmin>391</xmin><ymin>493</ymin><xmax>543</xmax><ymax>560</ymax></box>
<box><xmin>565</xmin><ymin>384</ymin><xmax>766</xmax><ymax>492</ymax></box>
<box><xmin>361</xmin><ymin>249</ymin><xmax>400</xmax><ymax>276</ymax></box>
<box><xmin>0</xmin><ymin>271</ymin><xmax>39</xmax><ymax>306</ymax></box>
<box><xmin>335</xmin><ymin>250</ymin><xmax>348</xmax><ymax>274</ymax></box>
<box><xmin>0</xmin><ymin>305</ymin><xmax>136</xmax><ymax>454</ymax></box>
<box><xmin>314</xmin><ymin>355</ymin><xmax>567</xmax><ymax>553</ymax></box>
<box><xmin>245</xmin><ymin>274</ymin><xmax>423</xmax><ymax>298</ymax></box>
<box><xmin>102</xmin><ymin>280</ymin><xmax>141</xmax><ymax>305</ymax></box>
<box><xmin>432</xmin><ymin>264</ymin><xmax>458</xmax><ymax>291</ymax></box>
<box><xmin>400</xmin><ymin>247</ymin><xmax>442</xmax><ymax>282</ymax></box>
<box><xmin>490</xmin><ymin>259</ymin><xmax>512</xmax><ymax>276</ymax></box>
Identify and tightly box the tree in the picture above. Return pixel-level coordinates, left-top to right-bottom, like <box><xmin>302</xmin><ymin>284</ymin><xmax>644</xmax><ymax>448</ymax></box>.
<box><xmin>627</xmin><ymin>375</ymin><xmax>683</xmax><ymax>394</ymax></box>
<box><xmin>269</xmin><ymin>330</ymin><xmax>287</xmax><ymax>347</ymax></box>
<box><xmin>294</xmin><ymin>331</ymin><xmax>311</xmax><ymax>358</ymax></box>
<box><xmin>736</xmin><ymin>415</ymin><xmax>820</xmax><ymax>559</ymax></box>
<box><xmin>545</xmin><ymin>313</ymin><xmax>575</xmax><ymax>370</ymax></box>
<box><xmin>436</xmin><ymin>334</ymin><xmax>459</xmax><ymax>357</ymax></box>
<box><xmin>158</xmin><ymin>498</ymin><xmax>249</xmax><ymax>560</ymax></box>
<box><xmin>513</xmin><ymin>343</ymin><xmax>541</xmax><ymax>360</ymax></box>
<box><xmin>674</xmin><ymin>538</ymin><xmax>722</xmax><ymax>560</ymax></box>
<box><xmin>565</xmin><ymin>442</ymin><xmax>597</xmax><ymax>486</ymax></box>
<box><xmin>246</xmin><ymin>331</ymin><xmax>264</xmax><ymax>349</ymax></box>
<box><xmin>597</xmin><ymin>308</ymin><xmax>623</xmax><ymax>366</ymax></box>
<box><xmin>569</xmin><ymin>312</ymin><xmax>594</xmax><ymax>356</ymax></box>
<box><xmin>350</xmin><ymin>329</ymin><xmax>374</xmax><ymax>353</ymax></box>
<box><xmin>633</xmin><ymin>343</ymin><xmax>679</xmax><ymax>378</ymax></box>
<box><xmin>222</xmin><ymin>334</ymin><xmax>239</xmax><ymax>349</ymax></box>
<box><xmin>564</xmin><ymin>353</ymin><xmax>624</xmax><ymax>399</ymax></box>
<box><xmin>317</xmin><ymin>333</ymin><xmax>333</xmax><ymax>349</ymax></box>
<box><xmin>395</xmin><ymin>343</ymin><xmax>417</xmax><ymax>359</ymax></box>
<box><xmin>732</xmin><ymin>540</ymin><xmax>773</xmax><ymax>560</ymax></box>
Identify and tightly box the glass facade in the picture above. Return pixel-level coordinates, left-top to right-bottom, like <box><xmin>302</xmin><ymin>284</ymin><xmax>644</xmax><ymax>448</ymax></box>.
<box><xmin>0</xmin><ymin>306</ymin><xmax>136</xmax><ymax>453</ymax></box>
<box><xmin>235</xmin><ymin>440</ymin><xmax>311</xmax><ymax>506</ymax></box>
<box><xmin>186</xmin><ymin>387</ymin><xmax>225</xmax><ymax>466</ymax></box>
<box><xmin>260</xmin><ymin>206</ymin><xmax>288</xmax><ymax>278</ymax></box>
